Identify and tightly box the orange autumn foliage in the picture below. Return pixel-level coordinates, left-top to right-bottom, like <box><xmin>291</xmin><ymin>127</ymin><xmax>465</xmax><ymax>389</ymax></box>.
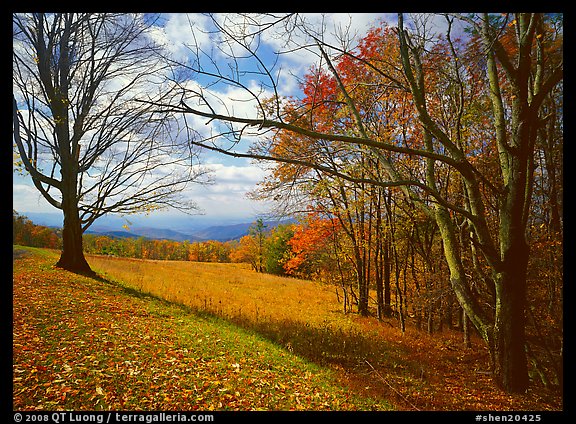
<box><xmin>284</xmin><ymin>214</ymin><xmax>341</xmax><ymax>279</ymax></box>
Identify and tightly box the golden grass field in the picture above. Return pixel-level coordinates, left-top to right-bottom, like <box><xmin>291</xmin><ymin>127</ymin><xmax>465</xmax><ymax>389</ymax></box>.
<box><xmin>84</xmin><ymin>254</ymin><xmax>563</xmax><ymax>411</ymax></box>
<box><xmin>87</xmin><ymin>255</ymin><xmax>353</xmax><ymax>331</ymax></box>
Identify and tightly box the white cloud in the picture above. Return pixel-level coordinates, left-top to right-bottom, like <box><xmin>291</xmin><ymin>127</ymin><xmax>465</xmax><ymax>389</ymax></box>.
<box><xmin>209</xmin><ymin>163</ymin><xmax>266</xmax><ymax>183</ymax></box>
<box><xmin>190</xmin><ymin>162</ymin><xmax>268</xmax><ymax>197</ymax></box>
<box><xmin>154</xmin><ymin>13</ymin><xmax>394</xmax><ymax>100</ymax></box>
<box><xmin>260</xmin><ymin>13</ymin><xmax>394</xmax><ymax>73</ymax></box>
<box><xmin>183</xmin><ymin>163</ymin><xmax>272</xmax><ymax>218</ymax></box>
<box><xmin>147</xmin><ymin>13</ymin><xmax>213</xmax><ymax>63</ymax></box>
<box><xmin>156</xmin><ymin>13</ymin><xmax>397</xmax><ymax>116</ymax></box>
<box><xmin>13</xmin><ymin>181</ymin><xmax>59</xmax><ymax>213</ymax></box>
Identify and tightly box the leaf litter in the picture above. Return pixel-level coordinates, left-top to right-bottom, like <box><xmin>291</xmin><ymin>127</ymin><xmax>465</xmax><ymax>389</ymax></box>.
<box><xmin>13</xmin><ymin>248</ymin><xmax>388</xmax><ymax>411</ymax></box>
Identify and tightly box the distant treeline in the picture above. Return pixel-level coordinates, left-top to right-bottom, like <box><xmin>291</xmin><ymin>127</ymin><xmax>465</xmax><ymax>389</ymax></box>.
<box><xmin>83</xmin><ymin>233</ymin><xmax>234</xmax><ymax>263</ymax></box>
<box><xmin>12</xmin><ymin>210</ymin><xmax>235</xmax><ymax>262</ymax></box>
<box><xmin>13</xmin><ymin>211</ymin><xmax>318</xmax><ymax>278</ymax></box>
<box><xmin>13</xmin><ymin>210</ymin><xmax>61</xmax><ymax>249</ymax></box>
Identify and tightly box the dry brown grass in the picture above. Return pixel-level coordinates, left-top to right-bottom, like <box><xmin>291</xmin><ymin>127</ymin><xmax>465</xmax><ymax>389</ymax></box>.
<box><xmin>86</xmin><ymin>254</ymin><xmax>563</xmax><ymax>411</ymax></box>
<box><xmin>87</xmin><ymin>255</ymin><xmax>347</xmax><ymax>329</ymax></box>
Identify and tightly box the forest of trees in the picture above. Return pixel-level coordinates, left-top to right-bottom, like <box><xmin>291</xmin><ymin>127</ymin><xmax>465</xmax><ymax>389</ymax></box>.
<box><xmin>14</xmin><ymin>207</ymin><xmax>562</xmax><ymax>387</ymax></box>
<box><xmin>155</xmin><ymin>13</ymin><xmax>562</xmax><ymax>393</ymax></box>
<box><xmin>13</xmin><ymin>13</ymin><xmax>562</xmax><ymax>394</ymax></box>
<box><xmin>13</xmin><ymin>211</ymin><xmax>61</xmax><ymax>249</ymax></box>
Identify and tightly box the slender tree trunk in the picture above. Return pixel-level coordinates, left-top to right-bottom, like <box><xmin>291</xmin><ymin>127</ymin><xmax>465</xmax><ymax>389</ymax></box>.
<box><xmin>395</xmin><ymin>267</ymin><xmax>406</xmax><ymax>334</ymax></box>
<box><xmin>375</xmin><ymin>255</ymin><xmax>384</xmax><ymax>320</ymax></box>
<box><xmin>374</xmin><ymin>194</ymin><xmax>385</xmax><ymax>320</ymax></box>
<box><xmin>463</xmin><ymin>308</ymin><xmax>472</xmax><ymax>348</ymax></box>
<box><xmin>383</xmin><ymin>236</ymin><xmax>393</xmax><ymax>317</ymax></box>
<box><xmin>356</xmin><ymin>258</ymin><xmax>369</xmax><ymax>316</ymax></box>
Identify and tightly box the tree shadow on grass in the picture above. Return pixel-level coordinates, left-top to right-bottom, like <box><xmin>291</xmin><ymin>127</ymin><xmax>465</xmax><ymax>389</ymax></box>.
<box><xmin>92</xmin><ymin>268</ymin><xmax>412</xmax><ymax>367</ymax></box>
<box><xmin>91</xmin><ymin>269</ymin><xmax>426</xmax><ymax>409</ymax></box>
<box><xmin>13</xmin><ymin>248</ymin><xmax>30</xmax><ymax>260</ymax></box>
<box><xmin>226</xmin><ymin>312</ymin><xmax>417</xmax><ymax>373</ymax></box>
<box><xmin>91</xmin><ymin>271</ymin><xmax>186</xmax><ymax>308</ymax></box>
<box><xmin>205</xmin><ymin>310</ymin><xmax>429</xmax><ymax>409</ymax></box>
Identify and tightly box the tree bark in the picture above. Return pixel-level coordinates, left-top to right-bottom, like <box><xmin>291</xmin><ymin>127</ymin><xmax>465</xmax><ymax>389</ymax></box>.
<box><xmin>490</xmin><ymin>161</ymin><xmax>531</xmax><ymax>392</ymax></box>
<box><xmin>57</xmin><ymin>201</ymin><xmax>92</xmax><ymax>274</ymax></box>
<box><xmin>463</xmin><ymin>308</ymin><xmax>472</xmax><ymax>348</ymax></box>
<box><xmin>491</xmin><ymin>264</ymin><xmax>530</xmax><ymax>392</ymax></box>
<box><xmin>56</xmin><ymin>169</ymin><xmax>92</xmax><ymax>274</ymax></box>
<box><xmin>356</xmin><ymin>253</ymin><xmax>369</xmax><ymax>316</ymax></box>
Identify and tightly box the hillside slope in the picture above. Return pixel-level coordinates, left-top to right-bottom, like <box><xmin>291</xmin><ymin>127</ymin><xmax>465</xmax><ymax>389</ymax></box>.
<box><xmin>86</xmin><ymin>254</ymin><xmax>563</xmax><ymax>412</ymax></box>
<box><xmin>12</xmin><ymin>246</ymin><xmax>390</xmax><ymax>411</ymax></box>
<box><xmin>13</xmin><ymin>247</ymin><xmax>562</xmax><ymax>412</ymax></box>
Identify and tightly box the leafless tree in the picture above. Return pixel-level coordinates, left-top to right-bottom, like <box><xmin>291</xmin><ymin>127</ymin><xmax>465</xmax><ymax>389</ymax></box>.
<box><xmin>13</xmin><ymin>13</ymin><xmax>208</xmax><ymax>273</ymax></box>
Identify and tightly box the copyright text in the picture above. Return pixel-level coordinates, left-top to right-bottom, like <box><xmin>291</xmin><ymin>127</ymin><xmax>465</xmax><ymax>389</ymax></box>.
<box><xmin>13</xmin><ymin>413</ymin><xmax>214</xmax><ymax>424</ymax></box>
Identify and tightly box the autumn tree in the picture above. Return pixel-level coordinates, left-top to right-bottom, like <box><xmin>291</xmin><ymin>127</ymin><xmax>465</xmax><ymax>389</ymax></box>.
<box><xmin>12</xmin><ymin>13</ymin><xmax>206</xmax><ymax>273</ymax></box>
<box><xmin>149</xmin><ymin>13</ymin><xmax>561</xmax><ymax>393</ymax></box>
<box><xmin>249</xmin><ymin>219</ymin><xmax>268</xmax><ymax>273</ymax></box>
<box><xmin>229</xmin><ymin>219</ymin><xmax>269</xmax><ymax>272</ymax></box>
<box><xmin>284</xmin><ymin>214</ymin><xmax>341</xmax><ymax>280</ymax></box>
<box><xmin>264</xmin><ymin>223</ymin><xmax>294</xmax><ymax>275</ymax></box>
<box><xmin>13</xmin><ymin>210</ymin><xmax>61</xmax><ymax>249</ymax></box>
<box><xmin>229</xmin><ymin>235</ymin><xmax>254</xmax><ymax>265</ymax></box>
<box><xmin>393</xmin><ymin>13</ymin><xmax>562</xmax><ymax>392</ymax></box>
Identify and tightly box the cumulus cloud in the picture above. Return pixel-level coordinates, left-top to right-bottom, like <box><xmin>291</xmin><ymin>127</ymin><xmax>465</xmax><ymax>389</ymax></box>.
<box><xmin>13</xmin><ymin>13</ymin><xmax>406</xmax><ymax>222</ymax></box>
<box><xmin>182</xmin><ymin>162</ymin><xmax>272</xmax><ymax>218</ymax></box>
<box><xmin>147</xmin><ymin>13</ymin><xmax>213</xmax><ymax>64</ymax></box>
<box><xmin>253</xmin><ymin>13</ymin><xmax>395</xmax><ymax>94</ymax></box>
<box><xmin>13</xmin><ymin>181</ymin><xmax>58</xmax><ymax>213</ymax></box>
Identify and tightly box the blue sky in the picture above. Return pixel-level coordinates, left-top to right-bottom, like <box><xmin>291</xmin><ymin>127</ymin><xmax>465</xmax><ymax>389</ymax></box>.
<box><xmin>15</xmin><ymin>13</ymin><xmax>460</xmax><ymax>227</ymax></box>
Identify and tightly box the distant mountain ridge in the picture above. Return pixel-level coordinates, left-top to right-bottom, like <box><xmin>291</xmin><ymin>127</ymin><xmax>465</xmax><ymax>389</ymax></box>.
<box><xmin>84</xmin><ymin>228</ymin><xmax>202</xmax><ymax>241</ymax></box>
<box><xmin>85</xmin><ymin>220</ymin><xmax>293</xmax><ymax>242</ymax></box>
<box><xmin>190</xmin><ymin>222</ymin><xmax>254</xmax><ymax>242</ymax></box>
<box><xmin>110</xmin><ymin>227</ymin><xmax>204</xmax><ymax>242</ymax></box>
<box><xmin>20</xmin><ymin>211</ymin><xmax>293</xmax><ymax>242</ymax></box>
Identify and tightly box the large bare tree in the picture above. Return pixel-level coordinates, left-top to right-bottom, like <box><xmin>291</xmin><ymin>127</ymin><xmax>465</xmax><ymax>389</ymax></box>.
<box><xmin>13</xmin><ymin>13</ymin><xmax>206</xmax><ymax>273</ymax></box>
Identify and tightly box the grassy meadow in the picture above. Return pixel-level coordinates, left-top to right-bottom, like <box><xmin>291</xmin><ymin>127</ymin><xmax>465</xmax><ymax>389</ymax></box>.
<box><xmin>86</xmin><ymin>255</ymin><xmax>386</xmax><ymax>372</ymax></box>
<box><xmin>13</xmin><ymin>246</ymin><xmax>389</xmax><ymax>411</ymax></box>
<box><xmin>13</xmin><ymin>246</ymin><xmax>562</xmax><ymax>411</ymax></box>
<box><xmin>87</xmin><ymin>255</ymin><xmax>343</xmax><ymax>327</ymax></box>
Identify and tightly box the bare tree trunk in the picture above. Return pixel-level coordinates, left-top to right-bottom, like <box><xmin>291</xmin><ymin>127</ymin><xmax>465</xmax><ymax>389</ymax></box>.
<box><xmin>383</xmin><ymin>235</ymin><xmax>393</xmax><ymax>317</ymax></box>
<box><xmin>57</xmin><ymin>197</ymin><xmax>91</xmax><ymax>273</ymax></box>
